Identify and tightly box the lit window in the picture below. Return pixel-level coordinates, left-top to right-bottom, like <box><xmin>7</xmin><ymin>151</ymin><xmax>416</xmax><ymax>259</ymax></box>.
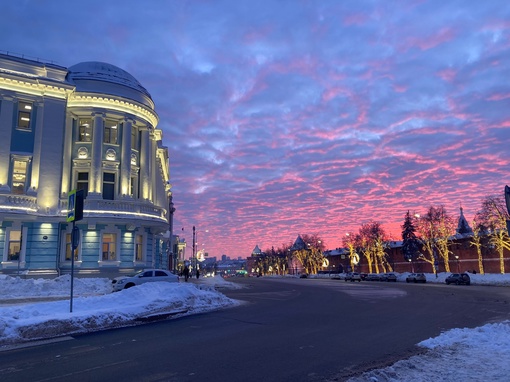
<box><xmin>17</xmin><ymin>101</ymin><xmax>33</xmax><ymax>130</ymax></box>
<box><xmin>8</xmin><ymin>230</ymin><xmax>22</xmax><ymax>261</ymax></box>
<box><xmin>104</xmin><ymin>120</ymin><xmax>118</xmax><ymax>144</ymax></box>
<box><xmin>65</xmin><ymin>233</ymin><xmax>79</xmax><ymax>261</ymax></box>
<box><xmin>102</xmin><ymin>173</ymin><xmax>116</xmax><ymax>200</ymax></box>
<box><xmin>102</xmin><ymin>233</ymin><xmax>117</xmax><ymax>261</ymax></box>
<box><xmin>78</xmin><ymin>118</ymin><xmax>92</xmax><ymax>142</ymax></box>
<box><xmin>12</xmin><ymin>160</ymin><xmax>28</xmax><ymax>195</ymax></box>
<box><xmin>135</xmin><ymin>234</ymin><xmax>143</xmax><ymax>261</ymax></box>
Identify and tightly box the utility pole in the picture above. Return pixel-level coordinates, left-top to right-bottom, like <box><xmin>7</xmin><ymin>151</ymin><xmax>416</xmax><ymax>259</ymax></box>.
<box><xmin>192</xmin><ymin>225</ymin><xmax>196</xmax><ymax>273</ymax></box>
<box><xmin>168</xmin><ymin>193</ymin><xmax>176</xmax><ymax>271</ymax></box>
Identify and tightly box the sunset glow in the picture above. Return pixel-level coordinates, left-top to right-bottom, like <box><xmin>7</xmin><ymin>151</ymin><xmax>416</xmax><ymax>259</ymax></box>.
<box><xmin>4</xmin><ymin>0</ymin><xmax>510</xmax><ymax>258</ymax></box>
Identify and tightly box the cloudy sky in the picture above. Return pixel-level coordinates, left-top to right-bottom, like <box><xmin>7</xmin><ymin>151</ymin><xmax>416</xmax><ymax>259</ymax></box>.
<box><xmin>2</xmin><ymin>0</ymin><xmax>510</xmax><ymax>259</ymax></box>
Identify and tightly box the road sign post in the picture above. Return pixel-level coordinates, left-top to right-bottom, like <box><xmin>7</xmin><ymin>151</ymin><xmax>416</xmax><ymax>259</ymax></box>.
<box><xmin>67</xmin><ymin>190</ymin><xmax>84</xmax><ymax>313</ymax></box>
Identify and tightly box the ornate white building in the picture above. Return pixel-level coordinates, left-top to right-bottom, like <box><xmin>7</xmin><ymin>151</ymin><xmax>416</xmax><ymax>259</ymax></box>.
<box><xmin>0</xmin><ymin>53</ymin><xmax>173</xmax><ymax>277</ymax></box>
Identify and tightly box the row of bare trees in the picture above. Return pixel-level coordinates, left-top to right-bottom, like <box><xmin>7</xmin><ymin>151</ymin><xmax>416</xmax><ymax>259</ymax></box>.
<box><xmin>472</xmin><ymin>195</ymin><xmax>510</xmax><ymax>274</ymax></box>
<box><xmin>398</xmin><ymin>195</ymin><xmax>509</xmax><ymax>275</ymax></box>
<box><xmin>253</xmin><ymin>234</ymin><xmax>326</xmax><ymax>276</ymax></box>
<box><xmin>253</xmin><ymin>194</ymin><xmax>510</xmax><ymax>275</ymax></box>
<box><xmin>343</xmin><ymin>222</ymin><xmax>393</xmax><ymax>274</ymax></box>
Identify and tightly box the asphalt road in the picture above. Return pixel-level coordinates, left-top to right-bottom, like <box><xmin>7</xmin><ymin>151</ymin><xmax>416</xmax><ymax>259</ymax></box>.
<box><xmin>1</xmin><ymin>278</ymin><xmax>509</xmax><ymax>382</ymax></box>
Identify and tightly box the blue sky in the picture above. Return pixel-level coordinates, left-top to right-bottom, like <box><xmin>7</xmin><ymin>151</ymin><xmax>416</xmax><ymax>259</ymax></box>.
<box><xmin>3</xmin><ymin>0</ymin><xmax>510</xmax><ymax>259</ymax></box>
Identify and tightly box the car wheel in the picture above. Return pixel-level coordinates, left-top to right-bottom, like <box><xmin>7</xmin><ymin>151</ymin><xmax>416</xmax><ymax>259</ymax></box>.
<box><xmin>125</xmin><ymin>283</ymin><xmax>135</xmax><ymax>289</ymax></box>
<box><xmin>406</xmin><ymin>279</ymin><xmax>409</xmax><ymax>283</ymax></box>
<box><xmin>456</xmin><ymin>280</ymin><xmax>460</xmax><ymax>285</ymax></box>
<box><xmin>414</xmin><ymin>279</ymin><xmax>417</xmax><ymax>283</ymax></box>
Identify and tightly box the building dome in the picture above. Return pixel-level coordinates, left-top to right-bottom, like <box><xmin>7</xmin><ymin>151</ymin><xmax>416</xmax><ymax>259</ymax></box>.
<box><xmin>66</xmin><ymin>62</ymin><xmax>154</xmax><ymax>109</ymax></box>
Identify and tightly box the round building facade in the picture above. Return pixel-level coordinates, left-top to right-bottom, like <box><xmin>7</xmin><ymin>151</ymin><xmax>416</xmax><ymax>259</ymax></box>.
<box><xmin>0</xmin><ymin>54</ymin><xmax>172</xmax><ymax>277</ymax></box>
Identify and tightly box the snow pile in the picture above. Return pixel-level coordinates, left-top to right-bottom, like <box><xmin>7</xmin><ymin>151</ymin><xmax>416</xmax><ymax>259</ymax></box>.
<box><xmin>0</xmin><ymin>274</ymin><xmax>111</xmax><ymax>299</ymax></box>
<box><xmin>0</xmin><ymin>276</ymin><xmax>240</xmax><ymax>345</ymax></box>
<box><xmin>195</xmin><ymin>275</ymin><xmax>245</xmax><ymax>290</ymax></box>
<box><xmin>348</xmin><ymin>321</ymin><xmax>510</xmax><ymax>381</ymax></box>
<box><xmin>408</xmin><ymin>272</ymin><xmax>510</xmax><ymax>286</ymax></box>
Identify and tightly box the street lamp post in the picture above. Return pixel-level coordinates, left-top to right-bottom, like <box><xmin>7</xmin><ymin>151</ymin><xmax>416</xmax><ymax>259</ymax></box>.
<box><xmin>192</xmin><ymin>226</ymin><xmax>196</xmax><ymax>274</ymax></box>
<box><xmin>168</xmin><ymin>194</ymin><xmax>175</xmax><ymax>272</ymax></box>
<box><xmin>455</xmin><ymin>255</ymin><xmax>460</xmax><ymax>273</ymax></box>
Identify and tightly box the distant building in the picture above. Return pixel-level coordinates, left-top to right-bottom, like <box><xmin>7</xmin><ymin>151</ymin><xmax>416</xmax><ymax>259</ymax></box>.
<box><xmin>246</xmin><ymin>244</ymin><xmax>264</xmax><ymax>275</ymax></box>
<box><xmin>456</xmin><ymin>207</ymin><xmax>473</xmax><ymax>235</ymax></box>
<box><xmin>0</xmin><ymin>53</ymin><xmax>172</xmax><ymax>277</ymax></box>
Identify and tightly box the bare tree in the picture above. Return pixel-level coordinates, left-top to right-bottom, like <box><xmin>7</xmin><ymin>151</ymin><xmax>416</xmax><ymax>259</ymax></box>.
<box><xmin>475</xmin><ymin>195</ymin><xmax>510</xmax><ymax>274</ymax></box>
<box><xmin>356</xmin><ymin>221</ymin><xmax>391</xmax><ymax>274</ymax></box>
<box><xmin>301</xmin><ymin>233</ymin><xmax>326</xmax><ymax>252</ymax></box>
<box><xmin>342</xmin><ymin>233</ymin><xmax>358</xmax><ymax>271</ymax></box>
<box><xmin>293</xmin><ymin>234</ymin><xmax>326</xmax><ymax>274</ymax></box>
<box><xmin>470</xmin><ymin>220</ymin><xmax>485</xmax><ymax>275</ymax></box>
<box><xmin>417</xmin><ymin>206</ymin><xmax>455</xmax><ymax>274</ymax></box>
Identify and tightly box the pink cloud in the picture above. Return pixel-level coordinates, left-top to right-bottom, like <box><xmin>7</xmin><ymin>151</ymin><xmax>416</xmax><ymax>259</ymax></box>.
<box><xmin>399</xmin><ymin>27</ymin><xmax>456</xmax><ymax>52</ymax></box>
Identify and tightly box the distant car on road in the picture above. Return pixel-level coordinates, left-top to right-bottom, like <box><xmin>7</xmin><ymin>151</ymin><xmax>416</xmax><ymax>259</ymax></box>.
<box><xmin>445</xmin><ymin>273</ymin><xmax>471</xmax><ymax>285</ymax></box>
<box><xmin>365</xmin><ymin>273</ymin><xmax>381</xmax><ymax>281</ymax></box>
<box><xmin>381</xmin><ymin>273</ymin><xmax>397</xmax><ymax>282</ymax></box>
<box><xmin>112</xmin><ymin>269</ymin><xmax>179</xmax><ymax>291</ymax></box>
<box><xmin>345</xmin><ymin>272</ymin><xmax>362</xmax><ymax>282</ymax></box>
<box><xmin>406</xmin><ymin>273</ymin><xmax>426</xmax><ymax>283</ymax></box>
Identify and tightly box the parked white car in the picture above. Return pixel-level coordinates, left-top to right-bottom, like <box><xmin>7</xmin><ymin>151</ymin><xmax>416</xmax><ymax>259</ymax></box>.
<box><xmin>112</xmin><ymin>269</ymin><xmax>179</xmax><ymax>291</ymax></box>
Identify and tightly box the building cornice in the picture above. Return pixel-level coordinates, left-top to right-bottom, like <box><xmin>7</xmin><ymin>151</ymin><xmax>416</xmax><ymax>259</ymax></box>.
<box><xmin>0</xmin><ymin>73</ymin><xmax>72</xmax><ymax>99</ymax></box>
<box><xmin>67</xmin><ymin>93</ymin><xmax>159</xmax><ymax>127</ymax></box>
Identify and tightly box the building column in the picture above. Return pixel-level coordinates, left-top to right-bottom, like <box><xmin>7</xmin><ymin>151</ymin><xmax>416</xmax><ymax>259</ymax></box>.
<box><xmin>89</xmin><ymin>113</ymin><xmax>105</xmax><ymax>197</ymax></box>
<box><xmin>139</xmin><ymin>127</ymin><xmax>150</xmax><ymax>200</ymax></box>
<box><xmin>150</xmin><ymin>131</ymin><xmax>157</xmax><ymax>202</ymax></box>
<box><xmin>60</xmin><ymin>114</ymin><xmax>75</xmax><ymax>196</ymax></box>
<box><xmin>120</xmin><ymin>118</ymin><xmax>132</xmax><ymax>198</ymax></box>
<box><xmin>30</xmin><ymin>100</ymin><xmax>45</xmax><ymax>193</ymax></box>
<box><xmin>0</xmin><ymin>96</ymin><xmax>14</xmax><ymax>192</ymax></box>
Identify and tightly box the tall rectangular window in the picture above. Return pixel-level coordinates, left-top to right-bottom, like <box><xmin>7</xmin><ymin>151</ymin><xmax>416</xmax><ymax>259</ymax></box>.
<box><xmin>104</xmin><ymin>120</ymin><xmax>118</xmax><ymax>144</ymax></box>
<box><xmin>135</xmin><ymin>234</ymin><xmax>143</xmax><ymax>261</ymax></box>
<box><xmin>8</xmin><ymin>230</ymin><xmax>21</xmax><ymax>261</ymax></box>
<box><xmin>65</xmin><ymin>233</ymin><xmax>79</xmax><ymax>261</ymax></box>
<box><xmin>78</xmin><ymin>118</ymin><xmax>92</xmax><ymax>142</ymax></box>
<box><xmin>131</xmin><ymin>126</ymin><xmax>138</xmax><ymax>150</ymax></box>
<box><xmin>17</xmin><ymin>101</ymin><xmax>33</xmax><ymax>130</ymax></box>
<box><xmin>102</xmin><ymin>233</ymin><xmax>117</xmax><ymax>261</ymax></box>
<box><xmin>130</xmin><ymin>176</ymin><xmax>138</xmax><ymax>198</ymax></box>
<box><xmin>12</xmin><ymin>159</ymin><xmax>28</xmax><ymax>195</ymax></box>
<box><xmin>77</xmin><ymin>172</ymin><xmax>89</xmax><ymax>198</ymax></box>
<box><xmin>102</xmin><ymin>172</ymin><xmax>115</xmax><ymax>200</ymax></box>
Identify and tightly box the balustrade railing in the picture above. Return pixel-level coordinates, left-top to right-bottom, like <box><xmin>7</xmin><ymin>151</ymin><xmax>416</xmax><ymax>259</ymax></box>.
<box><xmin>0</xmin><ymin>194</ymin><xmax>38</xmax><ymax>211</ymax></box>
<box><xmin>0</xmin><ymin>193</ymin><xmax>166</xmax><ymax>220</ymax></box>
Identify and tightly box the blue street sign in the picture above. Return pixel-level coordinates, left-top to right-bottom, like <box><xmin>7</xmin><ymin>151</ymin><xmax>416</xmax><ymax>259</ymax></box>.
<box><xmin>67</xmin><ymin>190</ymin><xmax>76</xmax><ymax>222</ymax></box>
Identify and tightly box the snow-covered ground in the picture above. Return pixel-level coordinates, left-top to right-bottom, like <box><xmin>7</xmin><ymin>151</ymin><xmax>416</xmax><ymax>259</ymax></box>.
<box><xmin>0</xmin><ymin>272</ymin><xmax>509</xmax><ymax>381</ymax></box>
<box><xmin>0</xmin><ymin>274</ymin><xmax>242</xmax><ymax>346</ymax></box>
